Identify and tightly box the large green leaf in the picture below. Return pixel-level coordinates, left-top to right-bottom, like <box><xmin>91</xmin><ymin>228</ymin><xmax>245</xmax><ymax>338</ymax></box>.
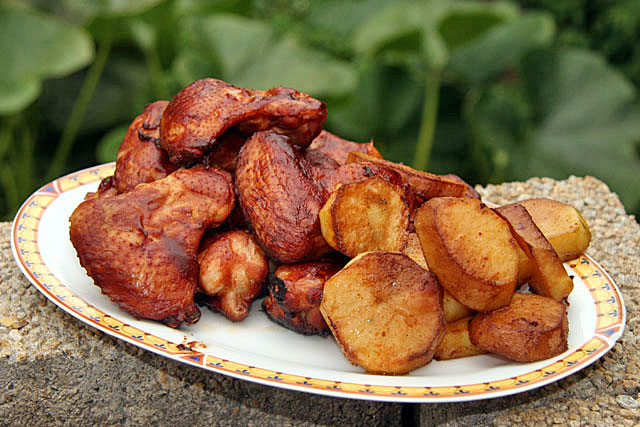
<box><xmin>352</xmin><ymin>0</ymin><xmax>517</xmax><ymax>72</ymax></box>
<box><xmin>447</xmin><ymin>12</ymin><xmax>556</xmax><ymax>83</ymax></box>
<box><xmin>179</xmin><ymin>14</ymin><xmax>357</xmax><ymax>97</ymax></box>
<box><xmin>0</xmin><ymin>5</ymin><xmax>94</xmax><ymax>114</ymax></box>
<box><xmin>469</xmin><ymin>48</ymin><xmax>640</xmax><ymax>212</ymax></box>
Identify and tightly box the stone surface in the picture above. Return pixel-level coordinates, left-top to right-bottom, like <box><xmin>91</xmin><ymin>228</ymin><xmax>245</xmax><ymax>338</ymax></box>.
<box><xmin>1</xmin><ymin>175</ymin><xmax>638</xmax><ymax>425</ymax></box>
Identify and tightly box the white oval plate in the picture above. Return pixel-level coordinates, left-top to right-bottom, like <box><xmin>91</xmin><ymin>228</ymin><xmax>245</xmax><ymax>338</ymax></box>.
<box><xmin>11</xmin><ymin>163</ymin><xmax>626</xmax><ymax>402</ymax></box>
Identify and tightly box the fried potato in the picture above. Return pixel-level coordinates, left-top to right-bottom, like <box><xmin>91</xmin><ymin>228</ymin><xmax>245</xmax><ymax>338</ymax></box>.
<box><xmin>469</xmin><ymin>293</ymin><xmax>569</xmax><ymax>362</ymax></box>
<box><xmin>319</xmin><ymin>177</ymin><xmax>410</xmax><ymax>258</ymax></box>
<box><xmin>442</xmin><ymin>292</ymin><xmax>475</xmax><ymax>323</ymax></box>
<box><xmin>401</xmin><ymin>234</ymin><xmax>474</xmax><ymax>322</ymax></box>
<box><xmin>346</xmin><ymin>152</ymin><xmax>466</xmax><ymax>199</ymax></box>
<box><xmin>415</xmin><ymin>197</ymin><xmax>518</xmax><ymax>312</ymax></box>
<box><xmin>516</xmin><ymin>198</ymin><xmax>591</xmax><ymax>261</ymax></box>
<box><xmin>496</xmin><ymin>204</ymin><xmax>574</xmax><ymax>301</ymax></box>
<box><xmin>320</xmin><ymin>252</ymin><xmax>445</xmax><ymax>375</ymax></box>
<box><xmin>308</xmin><ymin>130</ymin><xmax>382</xmax><ymax>165</ymax></box>
<box><xmin>434</xmin><ymin>317</ymin><xmax>487</xmax><ymax>360</ymax></box>
<box><xmin>403</xmin><ymin>233</ymin><xmax>428</xmax><ymax>269</ymax></box>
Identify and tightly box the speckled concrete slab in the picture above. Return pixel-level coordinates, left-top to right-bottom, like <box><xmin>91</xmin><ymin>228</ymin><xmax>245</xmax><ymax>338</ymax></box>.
<box><xmin>1</xmin><ymin>176</ymin><xmax>638</xmax><ymax>426</ymax></box>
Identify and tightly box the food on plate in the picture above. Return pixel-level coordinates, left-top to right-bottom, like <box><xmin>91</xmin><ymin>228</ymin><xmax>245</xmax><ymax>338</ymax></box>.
<box><xmin>197</xmin><ymin>230</ymin><xmax>269</xmax><ymax>321</ymax></box>
<box><xmin>68</xmin><ymin>76</ymin><xmax>595</xmax><ymax>373</ymax></box>
<box><xmin>262</xmin><ymin>262</ymin><xmax>342</xmax><ymax>335</ymax></box>
<box><xmin>204</xmin><ymin>130</ymin><xmax>246</xmax><ymax>172</ymax></box>
<box><xmin>442</xmin><ymin>292</ymin><xmax>475</xmax><ymax>323</ymax></box>
<box><xmin>346</xmin><ymin>152</ymin><xmax>468</xmax><ymax>199</ymax></box>
<box><xmin>235</xmin><ymin>131</ymin><xmax>333</xmax><ymax>263</ymax></box>
<box><xmin>308</xmin><ymin>130</ymin><xmax>382</xmax><ymax>165</ymax></box>
<box><xmin>434</xmin><ymin>316</ymin><xmax>487</xmax><ymax>360</ymax></box>
<box><xmin>235</xmin><ymin>131</ymin><xmax>401</xmax><ymax>263</ymax></box>
<box><xmin>496</xmin><ymin>204</ymin><xmax>574</xmax><ymax>301</ymax></box>
<box><xmin>112</xmin><ymin>100</ymin><xmax>178</xmax><ymax>193</ymax></box>
<box><xmin>441</xmin><ymin>174</ymin><xmax>481</xmax><ymax>199</ymax></box>
<box><xmin>319</xmin><ymin>177</ymin><xmax>410</xmax><ymax>258</ymax></box>
<box><xmin>515</xmin><ymin>198</ymin><xmax>592</xmax><ymax>262</ymax></box>
<box><xmin>469</xmin><ymin>293</ymin><xmax>569</xmax><ymax>362</ymax></box>
<box><xmin>159</xmin><ymin>78</ymin><xmax>327</xmax><ymax>165</ymax></box>
<box><xmin>320</xmin><ymin>252</ymin><xmax>445</xmax><ymax>375</ymax></box>
<box><xmin>415</xmin><ymin>197</ymin><xmax>519</xmax><ymax>312</ymax></box>
<box><xmin>69</xmin><ymin>167</ymin><xmax>235</xmax><ymax>327</ymax></box>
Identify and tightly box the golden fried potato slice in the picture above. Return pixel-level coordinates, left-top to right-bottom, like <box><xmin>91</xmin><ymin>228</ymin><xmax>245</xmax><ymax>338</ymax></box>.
<box><xmin>320</xmin><ymin>252</ymin><xmax>445</xmax><ymax>374</ymax></box>
<box><xmin>469</xmin><ymin>293</ymin><xmax>569</xmax><ymax>362</ymax></box>
<box><xmin>415</xmin><ymin>197</ymin><xmax>518</xmax><ymax>312</ymax></box>
<box><xmin>434</xmin><ymin>317</ymin><xmax>487</xmax><ymax>361</ymax></box>
<box><xmin>442</xmin><ymin>292</ymin><xmax>475</xmax><ymax>323</ymax></box>
<box><xmin>319</xmin><ymin>177</ymin><xmax>410</xmax><ymax>258</ymax></box>
<box><xmin>401</xmin><ymin>235</ymin><xmax>475</xmax><ymax>322</ymax></box>
<box><xmin>403</xmin><ymin>233</ymin><xmax>428</xmax><ymax>269</ymax></box>
<box><xmin>516</xmin><ymin>198</ymin><xmax>591</xmax><ymax>261</ymax></box>
<box><xmin>496</xmin><ymin>204</ymin><xmax>574</xmax><ymax>301</ymax></box>
<box><xmin>346</xmin><ymin>152</ymin><xmax>466</xmax><ymax>199</ymax></box>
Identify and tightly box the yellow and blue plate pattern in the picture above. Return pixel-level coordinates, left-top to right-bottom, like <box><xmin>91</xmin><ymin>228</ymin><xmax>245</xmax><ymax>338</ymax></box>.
<box><xmin>11</xmin><ymin>164</ymin><xmax>626</xmax><ymax>402</ymax></box>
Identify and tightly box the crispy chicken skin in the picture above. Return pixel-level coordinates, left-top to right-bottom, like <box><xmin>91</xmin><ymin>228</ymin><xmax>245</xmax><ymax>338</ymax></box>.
<box><xmin>263</xmin><ymin>262</ymin><xmax>342</xmax><ymax>335</ymax></box>
<box><xmin>235</xmin><ymin>131</ymin><xmax>333</xmax><ymax>263</ymax></box>
<box><xmin>308</xmin><ymin>130</ymin><xmax>382</xmax><ymax>165</ymax></box>
<box><xmin>69</xmin><ymin>167</ymin><xmax>235</xmax><ymax>328</ymax></box>
<box><xmin>160</xmin><ymin>78</ymin><xmax>327</xmax><ymax>165</ymax></box>
<box><xmin>197</xmin><ymin>230</ymin><xmax>268</xmax><ymax>322</ymax></box>
<box><xmin>113</xmin><ymin>100</ymin><xmax>178</xmax><ymax>193</ymax></box>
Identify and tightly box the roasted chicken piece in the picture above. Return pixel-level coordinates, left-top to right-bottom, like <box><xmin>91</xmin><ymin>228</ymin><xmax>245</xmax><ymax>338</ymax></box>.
<box><xmin>160</xmin><ymin>78</ymin><xmax>327</xmax><ymax>165</ymax></box>
<box><xmin>307</xmin><ymin>130</ymin><xmax>382</xmax><ymax>165</ymax></box>
<box><xmin>235</xmin><ymin>131</ymin><xmax>333</xmax><ymax>263</ymax></box>
<box><xmin>113</xmin><ymin>100</ymin><xmax>178</xmax><ymax>193</ymax></box>
<box><xmin>204</xmin><ymin>130</ymin><xmax>246</xmax><ymax>173</ymax></box>
<box><xmin>263</xmin><ymin>262</ymin><xmax>342</xmax><ymax>335</ymax></box>
<box><xmin>69</xmin><ymin>167</ymin><xmax>235</xmax><ymax>328</ymax></box>
<box><xmin>197</xmin><ymin>230</ymin><xmax>269</xmax><ymax>322</ymax></box>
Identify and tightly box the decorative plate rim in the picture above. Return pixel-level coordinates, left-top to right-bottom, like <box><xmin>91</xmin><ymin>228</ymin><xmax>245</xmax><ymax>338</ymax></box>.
<box><xmin>11</xmin><ymin>163</ymin><xmax>626</xmax><ymax>403</ymax></box>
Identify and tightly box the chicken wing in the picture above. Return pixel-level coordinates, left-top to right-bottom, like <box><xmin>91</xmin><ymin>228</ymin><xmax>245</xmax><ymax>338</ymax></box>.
<box><xmin>308</xmin><ymin>130</ymin><xmax>382</xmax><ymax>165</ymax></box>
<box><xmin>69</xmin><ymin>167</ymin><xmax>235</xmax><ymax>328</ymax></box>
<box><xmin>113</xmin><ymin>100</ymin><xmax>178</xmax><ymax>193</ymax></box>
<box><xmin>262</xmin><ymin>262</ymin><xmax>342</xmax><ymax>335</ymax></box>
<box><xmin>160</xmin><ymin>78</ymin><xmax>327</xmax><ymax>165</ymax></box>
<box><xmin>197</xmin><ymin>230</ymin><xmax>269</xmax><ymax>322</ymax></box>
<box><xmin>235</xmin><ymin>131</ymin><xmax>332</xmax><ymax>263</ymax></box>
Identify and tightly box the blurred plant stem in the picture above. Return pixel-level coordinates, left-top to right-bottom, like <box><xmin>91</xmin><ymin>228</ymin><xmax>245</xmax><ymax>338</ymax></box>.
<box><xmin>145</xmin><ymin>45</ymin><xmax>169</xmax><ymax>100</ymax></box>
<box><xmin>412</xmin><ymin>71</ymin><xmax>441</xmax><ymax>171</ymax></box>
<box><xmin>47</xmin><ymin>32</ymin><xmax>113</xmax><ymax>181</ymax></box>
<box><xmin>0</xmin><ymin>114</ymin><xmax>35</xmax><ymax>219</ymax></box>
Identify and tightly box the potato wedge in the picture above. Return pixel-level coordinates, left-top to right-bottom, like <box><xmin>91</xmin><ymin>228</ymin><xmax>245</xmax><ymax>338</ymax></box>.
<box><xmin>496</xmin><ymin>204</ymin><xmax>574</xmax><ymax>301</ymax></box>
<box><xmin>346</xmin><ymin>152</ymin><xmax>466</xmax><ymax>199</ymax></box>
<box><xmin>319</xmin><ymin>177</ymin><xmax>410</xmax><ymax>258</ymax></box>
<box><xmin>434</xmin><ymin>317</ymin><xmax>487</xmax><ymax>360</ymax></box>
<box><xmin>469</xmin><ymin>293</ymin><xmax>568</xmax><ymax>362</ymax></box>
<box><xmin>516</xmin><ymin>198</ymin><xmax>591</xmax><ymax>261</ymax></box>
<box><xmin>320</xmin><ymin>252</ymin><xmax>445</xmax><ymax>374</ymax></box>
<box><xmin>415</xmin><ymin>197</ymin><xmax>518</xmax><ymax>312</ymax></box>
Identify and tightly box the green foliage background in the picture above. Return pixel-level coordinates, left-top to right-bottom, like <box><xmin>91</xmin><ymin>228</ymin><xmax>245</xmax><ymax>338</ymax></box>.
<box><xmin>1</xmin><ymin>0</ymin><xmax>639</xmax><ymax>220</ymax></box>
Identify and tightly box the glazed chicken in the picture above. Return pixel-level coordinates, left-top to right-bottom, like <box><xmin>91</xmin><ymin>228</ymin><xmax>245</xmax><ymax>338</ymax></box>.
<box><xmin>307</xmin><ymin>130</ymin><xmax>382</xmax><ymax>165</ymax></box>
<box><xmin>113</xmin><ymin>100</ymin><xmax>178</xmax><ymax>193</ymax></box>
<box><xmin>197</xmin><ymin>230</ymin><xmax>269</xmax><ymax>322</ymax></box>
<box><xmin>69</xmin><ymin>167</ymin><xmax>235</xmax><ymax>328</ymax></box>
<box><xmin>160</xmin><ymin>78</ymin><xmax>327</xmax><ymax>165</ymax></box>
<box><xmin>262</xmin><ymin>262</ymin><xmax>342</xmax><ymax>335</ymax></box>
